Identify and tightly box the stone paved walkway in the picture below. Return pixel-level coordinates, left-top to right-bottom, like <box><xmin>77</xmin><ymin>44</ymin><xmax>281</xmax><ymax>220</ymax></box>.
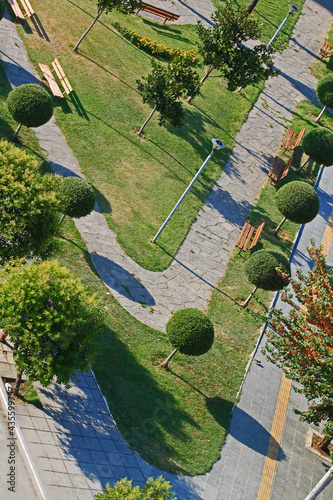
<box><xmin>0</xmin><ymin>1</ymin><xmax>333</xmax><ymax>499</ymax></box>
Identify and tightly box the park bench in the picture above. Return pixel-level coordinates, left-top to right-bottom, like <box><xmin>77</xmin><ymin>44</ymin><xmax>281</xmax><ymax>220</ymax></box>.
<box><xmin>39</xmin><ymin>59</ymin><xmax>73</xmax><ymax>98</ymax></box>
<box><xmin>293</xmin><ymin>127</ymin><xmax>306</xmax><ymax>149</ymax></box>
<box><xmin>140</xmin><ymin>3</ymin><xmax>180</xmax><ymax>24</ymax></box>
<box><xmin>319</xmin><ymin>40</ymin><xmax>333</xmax><ymax>59</ymax></box>
<box><xmin>281</xmin><ymin>127</ymin><xmax>306</xmax><ymax>152</ymax></box>
<box><xmin>8</xmin><ymin>0</ymin><xmax>34</xmax><ymax>19</ymax></box>
<box><xmin>236</xmin><ymin>221</ymin><xmax>265</xmax><ymax>252</ymax></box>
<box><xmin>268</xmin><ymin>155</ymin><xmax>293</xmax><ymax>183</ymax></box>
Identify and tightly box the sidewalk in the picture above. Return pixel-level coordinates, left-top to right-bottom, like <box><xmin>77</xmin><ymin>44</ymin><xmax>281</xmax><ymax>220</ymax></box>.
<box><xmin>0</xmin><ymin>0</ymin><xmax>333</xmax><ymax>499</ymax></box>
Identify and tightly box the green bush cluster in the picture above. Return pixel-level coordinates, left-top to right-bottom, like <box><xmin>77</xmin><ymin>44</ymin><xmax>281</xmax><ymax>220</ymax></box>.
<box><xmin>58</xmin><ymin>176</ymin><xmax>96</xmax><ymax>218</ymax></box>
<box><xmin>7</xmin><ymin>84</ymin><xmax>53</xmax><ymax>128</ymax></box>
<box><xmin>275</xmin><ymin>181</ymin><xmax>320</xmax><ymax>224</ymax></box>
<box><xmin>113</xmin><ymin>23</ymin><xmax>199</xmax><ymax>65</ymax></box>
<box><xmin>245</xmin><ymin>250</ymin><xmax>290</xmax><ymax>291</ymax></box>
<box><xmin>166</xmin><ymin>308</ymin><xmax>214</xmax><ymax>356</ymax></box>
<box><xmin>94</xmin><ymin>477</ymin><xmax>173</xmax><ymax>499</ymax></box>
<box><xmin>302</xmin><ymin>128</ymin><xmax>333</xmax><ymax>166</ymax></box>
<box><xmin>0</xmin><ymin>0</ymin><xmax>6</xmax><ymax>21</ymax></box>
<box><xmin>316</xmin><ymin>73</ymin><xmax>333</xmax><ymax>108</ymax></box>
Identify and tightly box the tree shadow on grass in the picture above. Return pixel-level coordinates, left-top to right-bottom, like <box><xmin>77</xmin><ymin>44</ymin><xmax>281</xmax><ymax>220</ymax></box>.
<box><xmin>0</xmin><ymin>56</ymin><xmax>40</xmax><ymax>86</ymax></box>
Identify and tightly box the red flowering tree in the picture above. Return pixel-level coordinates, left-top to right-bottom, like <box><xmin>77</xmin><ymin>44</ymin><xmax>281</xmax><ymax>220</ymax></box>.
<box><xmin>265</xmin><ymin>243</ymin><xmax>333</xmax><ymax>450</ymax></box>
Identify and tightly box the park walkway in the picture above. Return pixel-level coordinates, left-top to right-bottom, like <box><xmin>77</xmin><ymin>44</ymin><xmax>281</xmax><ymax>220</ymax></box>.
<box><xmin>0</xmin><ymin>0</ymin><xmax>333</xmax><ymax>499</ymax></box>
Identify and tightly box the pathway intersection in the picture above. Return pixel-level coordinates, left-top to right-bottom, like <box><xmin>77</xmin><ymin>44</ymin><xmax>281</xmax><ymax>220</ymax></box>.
<box><xmin>0</xmin><ymin>1</ymin><xmax>333</xmax><ymax>499</ymax></box>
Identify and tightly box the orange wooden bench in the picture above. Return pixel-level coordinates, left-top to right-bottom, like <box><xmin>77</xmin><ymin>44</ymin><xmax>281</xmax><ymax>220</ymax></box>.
<box><xmin>140</xmin><ymin>3</ymin><xmax>180</xmax><ymax>23</ymax></box>
<box><xmin>39</xmin><ymin>59</ymin><xmax>73</xmax><ymax>98</ymax></box>
<box><xmin>20</xmin><ymin>0</ymin><xmax>34</xmax><ymax>17</ymax></box>
<box><xmin>8</xmin><ymin>0</ymin><xmax>25</xmax><ymax>19</ymax></box>
<box><xmin>319</xmin><ymin>40</ymin><xmax>333</xmax><ymax>59</ymax></box>
<box><xmin>236</xmin><ymin>222</ymin><xmax>265</xmax><ymax>252</ymax></box>
<box><xmin>293</xmin><ymin>128</ymin><xmax>306</xmax><ymax>148</ymax></box>
<box><xmin>268</xmin><ymin>156</ymin><xmax>293</xmax><ymax>183</ymax></box>
<box><xmin>281</xmin><ymin>128</ymin><xmax>297</xmax><ymax>151</ymax></box>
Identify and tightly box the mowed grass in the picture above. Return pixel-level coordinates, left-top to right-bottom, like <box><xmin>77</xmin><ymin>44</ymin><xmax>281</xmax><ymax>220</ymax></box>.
<box><xmin>13</xmin><ymin>0</ymin><xmax>303</xmax><ymax>271</ymax></box>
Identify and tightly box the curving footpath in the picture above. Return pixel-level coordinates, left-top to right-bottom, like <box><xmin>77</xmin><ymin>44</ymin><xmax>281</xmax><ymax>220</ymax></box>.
<box><xmin>0</xmin><ymin>1</ymin><xmax>333</xmax><ymax>499</ymax></box>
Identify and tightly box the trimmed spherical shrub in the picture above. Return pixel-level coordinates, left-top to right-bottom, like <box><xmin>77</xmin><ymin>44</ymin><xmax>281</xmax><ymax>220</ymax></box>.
<box><xmin>302</xmin><ymin>128</ymin><xmax>333</xmax><ymax>166</ymax></box>
<box><xmin>275</xmin><ymin>181</ymin><xmax>319</xmax><ymax>224</ymax></box>
<box><xmin>59</xmin><ymin>176</ymin><xmax>96</xmax><ymax>218</ymax></box>
<box><xmin>0</xmin><ymin>0</ymin><xmax>6</xmax><ymax>21</ymax></box>
<box><xmin>245</xmin><ymin>250</ymin><xmax>290</xmax><ymax>291</ymax></box>
<box><xmin>7</xmin><ymin>84</ymin><xmax>53</xmax><ymax>128</ymax></box>
<box><xmin>316</xmin><ymin>73</ymin><xmax>333</xmax><ymax>108</ymax></box>
<box><xmin>166</xmin><ymin>308</ymin><xmax>214</xmax><ymax>356</ymax></box>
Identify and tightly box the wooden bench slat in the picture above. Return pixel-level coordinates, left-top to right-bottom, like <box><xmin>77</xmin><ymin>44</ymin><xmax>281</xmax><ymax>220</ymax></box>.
<box><xmin>281</xmin><ymin>127</ymin><xmax>297</xmax><ymax>151</ymax></box>
<box><xmin>294</xmin><ymin>128</ymin><xmax>306</xmax><ymax>148</ymax></box>
<box><xmin>52</xmin><ymin>59</ymin><xmax>73</xmax><ymax>95</ymax></box>
<box><xmin>8</xmin><ymin>0</ymin><xmax>25</xmax><ymax>19</ymax></box>
<box><xmin>319</xmin><ymin>40</ymin><xmax>333</xmax><ymax>59</ymax></box>
<box><xmin>20</xmin><ymin>0</ymin><xmax>34</xmax><ymax>17</ymax></box>
<box><xmin>250</xmin><ymin>222</ymin><xmax>265</xmax><ymax>249</ymax></box>
<box><xmin>236</xmin><ymin>221</ymin><xmax>265</xmax><ymax>251</ymax></box>
<box><xmin>236</xmin><ymin>221</ymin><xmax>251</xmax><ymax>248</ymax></box>
<box><xmin>243</xmin><ymin>226</ymin><xmax>255</xmax><ymax>251</ymax></box>
<box><xmin>141</xmin><ymin>3</ymin><xmax>180</xmax><ymax>23</ymax></box>
<box><xmin>39</xmin><ymin>63</ymin><xmax>64</xmax><ymax>98</ymax></box>
<box><xmin>268</xmin><ymin>156</ymin><xmax>285</xmax><ymax>182</ymax></box>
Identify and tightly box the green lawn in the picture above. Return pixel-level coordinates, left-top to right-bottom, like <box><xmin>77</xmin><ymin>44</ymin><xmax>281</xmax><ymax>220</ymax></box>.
<box><xmin>12</xmin><ymin>0</ymin><xmax>304</xmax><ymax>271</ymax></box>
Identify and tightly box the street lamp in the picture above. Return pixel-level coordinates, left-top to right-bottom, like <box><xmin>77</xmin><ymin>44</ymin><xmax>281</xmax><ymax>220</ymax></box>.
<box><xmin>237</xmin><ymin>4</ymin><xmax>299</xmax><ymax>92</ymax></box>
<box><xmin>152</xmin><ymin>139</ymin><xmax>225</xmax><ymax>243</ymax></box>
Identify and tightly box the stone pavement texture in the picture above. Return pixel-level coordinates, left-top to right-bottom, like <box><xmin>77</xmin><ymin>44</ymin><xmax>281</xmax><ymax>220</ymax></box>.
<box><xmin>0</xmin><ymin>0</ymin><xmax>333</xmax><ymax>499</ymax></box>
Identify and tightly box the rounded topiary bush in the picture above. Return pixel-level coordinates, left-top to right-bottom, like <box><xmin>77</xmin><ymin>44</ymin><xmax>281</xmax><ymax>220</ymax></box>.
<box><xmin>7</xmin><ymin>84</ymin><xmax>53</xmax><ymax>128</ymax></box>
<box><xmin>275</xmin><ymin>181</ymin><xmax>319</xmax><ymax>224</ymax></box>
<box><xmin>59</xmin><ymin>176</ymin><xmax>96</xmax><ymax>219</ymax></box>
<box><xmin>316</xmin><ymin>73</ymin><xmax>333</xmax><ymax>108</ymax></box>
<box><xmin>0</xmin><ymin>0</ymin><xmax>6</xmax><ymax>21</ymax></box>
<box><xmin>245</xmin><ymin>250</ymin><xmax>290</xmax><ymax>291</ymax></box>
<box><xmin>166</xmin><ymin>308</ymin><xmax>214</xmax><ymax>356</ymax></box>
<box><xmin>302</xmin><ymin>128</ymin><xmax>333</xmax><ymax>166</ymax></box>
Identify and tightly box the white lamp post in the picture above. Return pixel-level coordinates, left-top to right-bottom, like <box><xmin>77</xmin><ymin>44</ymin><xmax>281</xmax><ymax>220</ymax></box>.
<box><xmin>152</xmin><ymin>139</ymin><xmax>225</xmax><ymax>243</ymax></box>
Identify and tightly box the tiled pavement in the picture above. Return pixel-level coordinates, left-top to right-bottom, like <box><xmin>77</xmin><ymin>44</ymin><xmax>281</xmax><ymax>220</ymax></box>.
<box><xmin>0</xmin><ymin>0</ymin><xmax>333</xmax><ymax>499</ymax></box>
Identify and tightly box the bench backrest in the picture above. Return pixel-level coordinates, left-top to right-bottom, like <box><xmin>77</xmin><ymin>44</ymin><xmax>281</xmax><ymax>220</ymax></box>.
<box><xmin>52</xmin><ymin>59</ymin><xmax>73</xmax><ymax>94</ymax></box>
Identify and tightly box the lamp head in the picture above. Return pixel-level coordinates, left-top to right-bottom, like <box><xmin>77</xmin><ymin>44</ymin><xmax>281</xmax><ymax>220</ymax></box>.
<box><xmin>288</xmin><ymin>4</ymin><xmax>299</xmax><ymax>13</ymax></box>
<box><xmin>212</xmin><ymin>138</ymin><xmax>225</xmax><ymax>150</ymax></box>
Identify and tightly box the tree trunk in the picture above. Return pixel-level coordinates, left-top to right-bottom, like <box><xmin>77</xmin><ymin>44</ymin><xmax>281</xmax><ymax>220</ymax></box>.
<box><xmin>73</xmin><ymin>7</ymin><xmax>104</xmax><ymax>52</ymax></box>
<box><xmin>272</xmin><ymin>216</ymin><xmax>287</xmax><ymax>236</ymax></box>
<box><xmin>14</xmin><ymin>369</ymin><xmax>24</xmax><ymax>396</ymax></box>
<box><xmin>58</xmin><ymin>213</ymin><xmax>66</xmax><ymax>227</ymax></box>
<box><xmin>187</xmin><ymin>66</ymin><xmax>213</xmax><ymax>104</ymax></box>
<box><xmin>160</xmin><ymin>348</ymin><xmax>178</xmax><ymax>368</ymax></box>
<box><xmin>138</xmin><ymin>105</ymin><xmax>157</xmax><ymax>136</ymax></box>
<box><xmin>296</xmin><ymin>156</ymin><xmax>310</xmax><ymax>173</ymax></box>
<box><xmin>12</xmin><ymin>123</ymin><xmax>22</xmax><ymax>141</ymax></box>
<box><xmin>315</xmin><ymin>105</ymin><xmax>327</xmax><ymax>123</ymax></box>
<box><xmin>314</xmin><ymin>435</ymin><xmax>331</xmax><ymax>454</ymax></box>
<box><xmin>246</xmin><ymin>0</ymin><xmax>260</xmax><ymax>13</ymax></box>
<box><xmin>242</xmin><ymin>286</ymin><xmax>257</xmax><ymax>308</ymax></box>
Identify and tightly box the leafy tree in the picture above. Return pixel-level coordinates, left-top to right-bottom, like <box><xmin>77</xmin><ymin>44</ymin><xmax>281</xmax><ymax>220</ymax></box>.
<box><xmin>0</xmin><ymin>140</ymin><xmax>61</xmax><ymax>263</ymax></box>
<box><xmin>161</xmin><ymin>308</ymin><xmax>214</xmax><ymax>368</ymax></box>
<box><xmin>94</xmin><ymin>477</ymin><xmax>173</xmax><ymax>499</ymax></box>
<box><xmin>296</xmin><ymin>128</ymin><xmax>333</xmax><ymax>173</ymax></box>
<box><xmin>246</xmin><ymin>0</ymin><xmax>260</xmax><ymax>13</ymax></box>
<box><xmin>0</xmin><ymin>259</ymin><xmax>104</xmax><ymax>395</ymax></box>
<box><xmin>188</xmin><ymin>1</ymin><xmax>277</xmax><ymax>101</ymax></box>
<box><xmin>0</xmin><ymin>0</ymin><xmax>6</xmax><ymax>20</ymax></box>
<box><xmin>74</xmin><ymin>0</ymin><xmax>142</xmax><ymax>52</ymax></box>
<box><xmin>58</xmin><ymin>176</ymin><xmax>96</xmax><ymax>225</ymax></box>
<box><xmin>315</xmin><ymin>74</ymin><xmax>333</xmax><ymax>123</ymax></box>
<box><xmin>242</xmin><ymin>250</ymin><xmax>290</xmax><ymax>307</ymax></box>
<box><xmin>272</xmin><ymin>181</ymin><xmax>320</xmax><ymax>235</ymax></box>
<box><xmin>7</xmin><ymin>84</ymin><xmax>53</xmax><ymax>139</ymax></box>
<box><xmin>264</xmin><ymin>244</ymin><xmax>333</xmax><ymax>450</ymax></box>
<box><xmin>137</xmin><ymin>58</ymin><xmax>199</xmax><ymax>136</ymax></box>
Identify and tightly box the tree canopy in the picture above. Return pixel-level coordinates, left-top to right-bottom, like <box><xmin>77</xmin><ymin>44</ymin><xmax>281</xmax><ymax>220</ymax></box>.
<box><xmin>265</xmin><ymin>244</ymin><xmax>333</xmax><ymax>443</ymax></box>
<box><xmin>194</xmin><ymin>2</ymin><xmax>277</xmax><ymax>92</ymax></box>
<box><xmin>0</xmin><ymin>140</ymin><xmax>60</xmax><ymax>263</ymax></box>
<box><xmin>0</xmin><ymin>259</ymin><xmax>105</xmax><ymax>394</ymax></box>
<box><xmin>94</xmin><ymin>477</ymin><xmax>173</xmax><ymax>499</ymax></box>
<box><xmin>58</xmin><ymin>176</ymin><xmax>96</xmax><ymax>221</ymax></box>
<box><xmin>316</xmin><ymin>73</ymin><xmax>333</xmax><ymax>123</ymax></box>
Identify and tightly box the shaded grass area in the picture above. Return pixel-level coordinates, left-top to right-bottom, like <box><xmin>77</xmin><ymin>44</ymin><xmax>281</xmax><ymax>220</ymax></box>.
<box><xmin>13</xmin><ymin>0</ymin><xmax>301</xmax><ymax>271</ymax></box>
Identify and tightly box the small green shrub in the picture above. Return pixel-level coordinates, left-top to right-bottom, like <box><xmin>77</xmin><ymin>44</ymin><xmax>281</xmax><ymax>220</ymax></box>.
<box><xmin>166</xmin><ymin>308</ymin><xmax>214</xmax><ymax>356</ymax></box>
<box><xmin>275</xmin><ymin>180</ymin><xmax>320</xmax><ymax>224</ymax></box>
<box><xmin>59</xmin><ymin>176</ymin><xmax>96</xmax><ymax>218</ymax></box>
<box><xmin>0</xmin><ymin>0</ymin><xmax>6</xmax><ymax>21</ymax></box>
<box><xmin>316</xmin><ymin>73</ymin><xmax>333</xmax><ymax>108</ymax></box>
<box><xmin>7</xmin><ymin>84</ymin><xmax>53</xmax><ymax>128</ymax></box>
<box><xmin>245</xmin><ymin>250</ymin><xmax>290</xmax><ymax>291</ymax></box>
<box><xmin>94</xmin><ymin>477</ymin><xmax>173</xmax><ymax>499</ymax></box>
<box><xmin>302</xmin><ymin>128</ymin><xmax>333</xmax><ymax>166</ymax></box>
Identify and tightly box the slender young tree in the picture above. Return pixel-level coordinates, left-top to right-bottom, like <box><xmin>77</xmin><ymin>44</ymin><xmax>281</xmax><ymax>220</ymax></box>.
<box><xmin>137</xmin><ymin>59</ymin><xmax>199</xmax><ymax>135</ymax></box>
<box><xmin>188</xmin><ymin>2</ymin><xmax>277</xmax><ymax>101</ymax></box>
<box><xmin>246</xmin><ymin>0</ymin><xmax>260</xmax><ymax>13</ymax></box>
<box><xmin>265</xmin><ymin>244</ymin><xmax>333</xmax><ymax>451</ymax></box>
<box><xmin>296</xmin><ymin>128</ymin><xmax>333</xmax><ymax>173</ymax></box>
<box><xmin>0</xmin><ymin>260</ymin><xmax>104</xmax><ymax>395</ymax></box>
<box><xmin>74</xmin><ymin>0</ymin><xmax>142</xmax><ymax>52</ymax></box>
<box><xmin>315</xmin><ymin>74</ymin><xmax>333</xmax><ymax>123</ymax></box>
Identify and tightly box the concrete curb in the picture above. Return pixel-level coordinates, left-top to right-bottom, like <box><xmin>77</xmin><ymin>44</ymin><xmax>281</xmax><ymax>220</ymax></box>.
<box><xmin>0</xmin><ymin>377</ymin><xmax>48</xmax><ymax>500</ymax></box>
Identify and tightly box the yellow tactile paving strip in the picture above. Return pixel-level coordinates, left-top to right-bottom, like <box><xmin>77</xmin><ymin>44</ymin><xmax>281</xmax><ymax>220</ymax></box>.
<box><xmin>257</xmin><ymin>208</ymin><xmax>333</xmax><ymax>499</ymax></box>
